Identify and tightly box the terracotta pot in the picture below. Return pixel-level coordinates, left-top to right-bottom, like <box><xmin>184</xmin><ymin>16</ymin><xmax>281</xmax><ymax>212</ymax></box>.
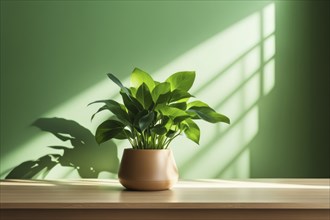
<box><xmin>118</xmin><ymin>149</ymin><xmax>179</xmax><ymax>191</ymax></box>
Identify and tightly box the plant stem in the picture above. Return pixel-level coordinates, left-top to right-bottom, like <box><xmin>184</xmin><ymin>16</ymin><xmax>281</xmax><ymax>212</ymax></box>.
<box><xmin>151</xmin><ymin>132</ymin><xmax>156</xmax><ymax>149</ymax></box>
<box><xmin>124</xmin><ymin>129</ymin><xmax>135</xmax><ymax>149</ymax></box>
<box><xmin>165</xmin><ymin>132</ymin><xmax>181</xmax><ymax>149</ymax></box>
<box><xmin>159</xmin><ymin>135</ymin><xmax>166</xmax><ymax>149</ymax></box>
<box><xmin>133</xmin><ymin>129</ymin><xmax>140</xmax><ymax>149</ymax></box>
<box><xmin>142</xmin><ymin>132</ymin><xmax>148</xmax><ymax>149</ymax></box>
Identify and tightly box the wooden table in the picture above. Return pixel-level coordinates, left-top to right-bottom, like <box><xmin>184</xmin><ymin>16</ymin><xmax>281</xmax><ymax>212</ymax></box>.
<box><xmin>0</xmin><ymin>179</ymin><xmax>329</xmax><ymax>220</ymax></box>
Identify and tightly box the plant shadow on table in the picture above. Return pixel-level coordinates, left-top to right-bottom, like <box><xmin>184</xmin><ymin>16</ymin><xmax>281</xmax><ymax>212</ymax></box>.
<box><xmin>5</xmin><ymin>117</ymin><xmax>119</xmax><ymax>179</ymax></box>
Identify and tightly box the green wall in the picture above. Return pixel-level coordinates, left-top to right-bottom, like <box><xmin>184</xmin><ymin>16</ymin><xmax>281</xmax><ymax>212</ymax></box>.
<box><xmin>1</xmin><ymin>1</ymin><xmax>329</xmax><ymax>179</ymax></box>
<box><xmin>250</xmin><ymin>0</ymin><xmax>330</xmax><ymax>177</ymax></box>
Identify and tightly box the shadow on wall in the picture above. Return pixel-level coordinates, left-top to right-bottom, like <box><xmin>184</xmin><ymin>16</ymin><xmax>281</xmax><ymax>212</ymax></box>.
<box><xmin>5</xmin><ymin>118</ymin><xmax>119</xmax><ymax>179</ymax></box>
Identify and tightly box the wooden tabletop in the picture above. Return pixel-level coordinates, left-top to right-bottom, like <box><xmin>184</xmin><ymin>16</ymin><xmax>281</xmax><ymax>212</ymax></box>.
<box><xmin>1</xmin><ymin>179</ymin><xmax>329</xmax><ymax>209</ymax></box>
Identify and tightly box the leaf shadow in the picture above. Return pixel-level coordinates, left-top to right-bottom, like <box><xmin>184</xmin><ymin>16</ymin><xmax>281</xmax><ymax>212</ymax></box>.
<box><xmin>5</xmin><ymin>117</ymin><xmax>119</xmax><ymax>179</ymax></box>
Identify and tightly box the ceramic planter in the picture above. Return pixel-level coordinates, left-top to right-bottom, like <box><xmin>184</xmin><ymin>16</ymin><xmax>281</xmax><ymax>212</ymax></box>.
<box><xmin>118</xmin><ymin>149</ymin><xmax>178</xmax><ymax>191</ymax></box>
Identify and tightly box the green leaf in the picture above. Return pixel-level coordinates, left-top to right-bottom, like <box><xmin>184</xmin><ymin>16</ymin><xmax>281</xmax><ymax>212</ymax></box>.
<box><xmin>90</xmin><ymin>105</ymin><xmax>108</xmax><ymax>121</ymax></box>
<box><xmin>166</xmin><ymin>129</ymin><xmax>177</xmax><ymax>138</ymax></box>
<box><xmin>107</xmin><ymin>73</ymin><xmax>131</xmax><ymax>96</ymax></box>
<box><xmin>130</xmin><ymin>87</ymin><xmax>137</xmax><ymax>97</ymax></box>
<box><xmin>89</xmin><ymin>99</ymin><xmax>131</xmax><ymax>124</ymax></box>
<box><xmin>156</xmin><ymin>116</ymin><xmax>172</xmax><ymax>132</ymax></box>
<box><xmin>187</xmin><ymin>106</ymin><xmax>230</xmax><ymax>124</ymax></box>
<box><xmin>133</xmin><ymin>110</ymin><xmax>148</xmax><ymax>131</ymax></box>
<box><xmin>179</xmin><ymin>121</ymin><xmax>189</xmax><ymax>130</ymax></box>
<box><xmin>160</xmin><ymin>116</ymin><xmax>170</xmax><ymax>125</ymax></box>
<box><xmin>151</xmin><ymin>124</ymin><xmax>167</xmax><ymax>135</ymax></box>
<box><xmin>186</xmin><ymin>101</ymin><xmax>209</xmax><ymax>119</ymax></box>
<box><xmin>120</xmin><ymin>92</ymin><xmax>143</xmax><ymax>114</ymax></box>
<box><xmin>170</xmin><ymin>89</ymin><xmax>194</xmax><ymax>103</ymax></box>
<box><xmin>184</xmin><ymin>119</ymin><xmax>200</xmax><ymax>144</ymax></box>
<box><xmin>187</xmin><ymin>100</ymin><xmax>209</xmax><ymax>109</ymax></box>
<box><xmin>113</xmin><ymin>129</ymin><xmax>132</xmax><ymax>140</ymax></box>
<box><xmin>186</xmin><ymin>111</ymin><xmax>199</xmax><ymax>119</ymax></box>
<box><xmin>173</xmin><ymin>115</ymin><xmax>191</xmax><ymax>124</ymax></box>
<box><xmin>163</xmin><ymin>117</ymin><xmax>173</xmax><ymax>131</ymax></box>
<box><xmin>156</xmin><ymin>105</ymin><xmax>189</xmax><ymax>122</ymax></box>
<box><xmin>169</xmin><ymin>102</ymin><xmax>187</xmax><ymax>110</ymax></box>
<box><xmin>139</xmin><ymin>111</ymin><xmax>155</xmax><ymax>131</ymax></box>
<box><xmin>156</xmin><ymin>92</ymin><xmax>172</xmax><ymax>105</ymax></box>
<box><xmin>130</xmin><ymin>68</ymin><xmax>155</xmax><ymax>90</ymax></box>
<box><xmin>151</xmin><ymin>82</ymin><xmax>171</xmax><ymax>103</ymax></box>
<box><xmin>136</xmin><ymin>83</ymin><xmax>153</xmax><ymax>109</ymax></box>
<box><xmin>95</xmin><ymin>120</ymin><xmax>126</xmax><ymax>144</ymax></box>
<box><xmin>166</xmin><ymin>71</ymin><xmax>196</xmax><ymax>91</ymax></box>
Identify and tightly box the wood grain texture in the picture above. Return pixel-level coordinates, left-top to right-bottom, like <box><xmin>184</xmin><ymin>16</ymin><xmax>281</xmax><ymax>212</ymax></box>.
<box><xmin>1</xmin><ymin>179</ymin><xmax>329</xmax><ymax>209</ymax></box>
<box><xmin>0</xmin><ymin>179</ymin><xmax>329</xmax><ymax>220</ymax></box>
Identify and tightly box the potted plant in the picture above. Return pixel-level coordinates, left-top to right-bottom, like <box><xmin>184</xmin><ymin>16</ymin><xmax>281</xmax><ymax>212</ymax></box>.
<box><xmin>90</xmin><ymin>68</ymin><xmax>230</xmax><ymax>190</ymax></box>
